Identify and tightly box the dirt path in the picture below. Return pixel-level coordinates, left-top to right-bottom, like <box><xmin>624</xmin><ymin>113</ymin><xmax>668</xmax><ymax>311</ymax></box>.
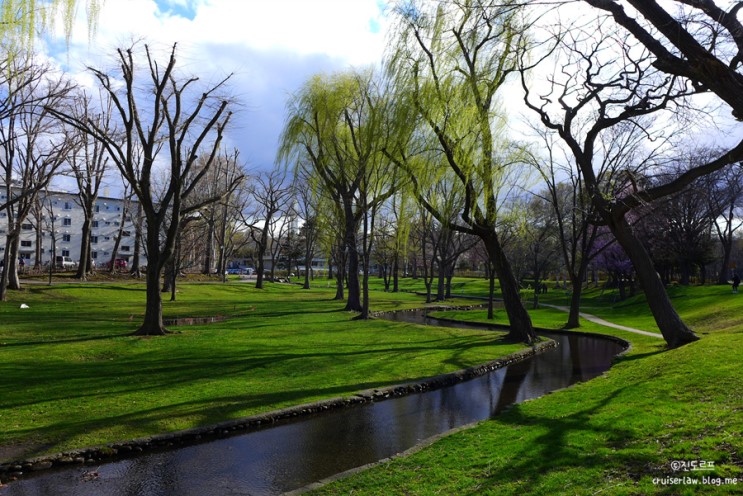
<box><xmin>539</xmin><ymin>303</ymin><xmax>664</xmax><ymax>339</ymax></box>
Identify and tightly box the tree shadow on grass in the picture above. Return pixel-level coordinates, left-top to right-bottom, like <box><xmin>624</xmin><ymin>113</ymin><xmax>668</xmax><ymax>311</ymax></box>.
<box><xmin>0</xmin><ymin>332</ymin><xmax>133</xmax><ymax>348</ymax></box>
<box><xmin>0</xmin><ymin>333</ymin><xmax>505</xmax><ymax>410</ymax></box>
<box><xmin>462</xmin><ymin>387</ymin><xmax>653</xmax><ymax>495</ymax></box>
<box><xmin>3</xmin><ymin>380</ymin><xmax>410</xmax><ymax>461</ymax></box>
<box><xmin>615</xmin><ymin>348</ymin><xmax>667</xmax><ymax>362</ymax></box>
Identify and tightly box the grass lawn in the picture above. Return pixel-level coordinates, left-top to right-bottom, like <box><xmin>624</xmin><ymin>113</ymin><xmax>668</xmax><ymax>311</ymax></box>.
<box><xmin>314</xmin><ymin>283</ymin><xmax>743</xmax><ymax>495</ymax></box>
<box><xmin>0</xmin><ymin>280</ymin><xmax>527</xmax><ymax>460</ymax></box>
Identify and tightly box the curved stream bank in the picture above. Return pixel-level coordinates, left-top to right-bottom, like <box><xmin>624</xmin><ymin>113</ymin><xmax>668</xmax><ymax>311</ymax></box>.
<box><xmin>0</xmin><ymin>311</ymin><xmax>627</xmax><ymax>496</ymax></box>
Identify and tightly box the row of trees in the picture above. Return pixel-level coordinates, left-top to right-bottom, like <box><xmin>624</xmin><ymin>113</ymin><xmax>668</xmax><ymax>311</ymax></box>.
<box><xmin>277</xmin><ymin>0</ymin><xmax>743</xmax><ymax>348</ymax></box>
<box><xmin>5</xmin><ymin>0</ymin><xmax>743</xmax><ymax>348</ymax></box>
<box><xmin>0</xmin><ymin>41</ymin><xmax>243</xmax><ymax>336</ymax></box>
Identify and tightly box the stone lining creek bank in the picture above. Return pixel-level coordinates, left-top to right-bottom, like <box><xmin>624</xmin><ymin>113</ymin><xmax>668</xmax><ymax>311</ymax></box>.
<box><xmin>0</xmin><ymin>309</ymin><xmax>627</xmax><ymax>496</ymax></box>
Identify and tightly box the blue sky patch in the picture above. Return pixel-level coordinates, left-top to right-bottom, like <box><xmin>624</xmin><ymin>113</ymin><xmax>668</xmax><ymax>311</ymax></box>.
<box><xmin>154</xmin><ymin>0</ymin><xmax>197</xmax><ymax>20</ymax></box>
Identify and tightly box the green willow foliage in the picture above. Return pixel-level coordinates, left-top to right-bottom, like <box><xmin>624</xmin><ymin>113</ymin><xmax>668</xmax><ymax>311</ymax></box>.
<box><xmin>1</xmin><ymin>0</ymin><xmax>102</xmax><ymax>49</ymax></box>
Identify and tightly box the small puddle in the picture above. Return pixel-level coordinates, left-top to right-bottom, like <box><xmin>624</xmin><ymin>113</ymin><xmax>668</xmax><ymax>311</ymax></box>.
<box><xmin>0</xmin><ymin>310</ymin><xmax>626</xmax><ymax>496</ymax></box>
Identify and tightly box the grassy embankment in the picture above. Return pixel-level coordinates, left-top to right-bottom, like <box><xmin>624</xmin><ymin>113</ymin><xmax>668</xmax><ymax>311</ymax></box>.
<box><xmin>0</xmin><ymin>280</ymin><xmax>527</xmax><ymax>461</ymax></box>
<box><xmin>314</xmin><ymin>282</ymin><xmax>743</xmax><ymax>495</ymax></box>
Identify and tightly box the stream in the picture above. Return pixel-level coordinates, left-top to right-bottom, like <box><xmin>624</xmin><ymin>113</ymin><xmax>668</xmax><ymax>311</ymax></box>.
<box><xmin>1</xmin><ymin>311</ymin><xmax>626</xmax><ymax>496</ymax></box>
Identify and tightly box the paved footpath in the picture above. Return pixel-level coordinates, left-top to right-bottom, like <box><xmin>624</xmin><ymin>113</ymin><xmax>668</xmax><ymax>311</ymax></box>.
<box><xmin>539</xmin><ymin>303</ymin><xmax>664</xmax><ymax>339</ymax></box>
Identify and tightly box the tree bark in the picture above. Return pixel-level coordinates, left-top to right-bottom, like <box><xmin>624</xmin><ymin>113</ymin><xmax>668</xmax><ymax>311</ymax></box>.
<box><xmin>136</xmin><ymin>261</ymin><xmax>167</xmax><ymax>336</ymax></box>
<box><xmin>343</xmin><ymin>204</ymin><xmax>361</xmax><ymax>312</ymax></box>
<box><xmin>609</xmin><ymin>214</ymin><xmax>698</xmax><ymax>347</ymax></box>
<box><xmin>76</xmin><ymin>215</ymin><xmax>92</xmax><ymax>280</ymax></box>
<box><xmin>482</xmin><ymin>230</ymin><xmax>536</xmax><ymax>344</ymax></box>
<box><xmin>392</xmin><ymin>252</ymin><xmax>400</xmax><ymax>292</ymax></box>
<box><xmin>133</xmin><ymin>229</ymin><xmax>167</xmax><ymax>336</ymax></box>
<box><xmin>565</xmin><ymin>263</ymin><xmax>589</xmax><ymax>329</ymax></box>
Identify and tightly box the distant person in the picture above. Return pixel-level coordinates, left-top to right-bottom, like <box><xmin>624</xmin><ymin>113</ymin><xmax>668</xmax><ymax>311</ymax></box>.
<box><xmin>733</xmin><ymin>273</ymin><xmax>740</xmax><ymax>294</ymax></box>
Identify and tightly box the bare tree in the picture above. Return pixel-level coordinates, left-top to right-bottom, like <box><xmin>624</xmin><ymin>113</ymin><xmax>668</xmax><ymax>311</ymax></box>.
<box><xmin>194</xmin><ymin>149</ymin><xmax>243</xmax><ymax>276</ymax></box>
<box><xmin>521</xmin><ymin>15</ymin><xmax>709</xmax><ymax>347</ymax></box>
<box><xmin>701</xmin><ymin>158</ymin><xmax>743</xmax><ymax>284</ymax></box>
<box><xmin>67</xmin><ymin>91</ymin><xmax>113</xmax><ymax>279</ymax></box>
<box><xmin>293</xmin><ymin>167</ymin><xmax>320</xmax><ymax>289</ymax></box>
<box><xmin>48</xmin><ymin>43</ymin><xmax>236</xmax><ymax>335</ymax></box>
<box><xmin>528</xmin><ymin>128</ymin><xmax>611</xmax><ymax>328</ymax></box>
<box><xmin>244</xmin><ymin>168</ymin><xmax>292</xmax><ymax>289</ymax></box>
<box><xmin>0</xmin><ymin>53</ymin><xmax>75</xmax><ymax>300</ymax></box>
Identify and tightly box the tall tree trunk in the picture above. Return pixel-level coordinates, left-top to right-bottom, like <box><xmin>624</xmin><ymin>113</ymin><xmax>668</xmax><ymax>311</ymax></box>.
<box><xmin>76</xmin><ymin>216</ymin><xmax>92</xmax><ymax>280</ymax></box>
<box><xmin>130</xmin><ymin>203</ymin><xmax>143</xmax><ymax>278</ymax></box>
<box><xmin>34</xmin><ymin>215</ymin><xmax>43</xmax><ymax>269</ymax></box>
<box><xmin>8</xmin><ymin>237</ymin><xmax>21</xmax><ymax>290</ymax></box>
<box><xmin>133</xmin><ymin>230</ymin><xmax>168</xmax><ymax>336</ymax></box>
<box><xmin>203</xmin><ymin>215</ymin><xmax>215</xmax><ymax>274</ymax></box>
<box><xmin>487</xmin><ymin>264</ymin><xmax>496</xmax><ymax>320</ymax></box>
<box><xmin>343</xmin><ymin>210</ymin><xmax>361</xmax><ymax>312</ymax></box>
<box><xmin>718</xmin><ymin>243</ymin><xmax>732</xmax><ymax>285</ymax></box>
<box><xmin>254</xmin><ymin>221</ymin><xmax>270</xmax><ymax>289</ymax></box>
<box><xmin>303</xmin><ymin>244</ymin><xmax>312</xmax><ymax>289</ymax></box>
<box><xmin>392</xmin><ymin>252</ymin><xmax>400</xmax><ymax>292</ymax></box>
<box><xmin>483</xmin><ymin>231</ymin><xmax>535</xmax><ymax>344</ymax></box>
<box><xmin>436</xmin><ymin>259</ymin><xmax>446</xmax><ymax>301</ymax></box>
<box><xmin>565</xmin><ymin>266</ymin><xmax>587</xmax><ymax>329</ymax></box>
<box><xmin>610</xmin><ymin>215</ymin><xmax>698</xmax><ymax>347</ymax></box>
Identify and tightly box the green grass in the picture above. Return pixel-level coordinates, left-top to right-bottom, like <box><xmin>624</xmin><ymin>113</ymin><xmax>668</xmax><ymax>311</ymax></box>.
<box><xmin>0</xmin><ymin>280</ymin><xmax>526</xmax><ymax>460</ymax></box>
<box><xmin>314</xmin><ymin>283</ymin><xmax>743</xmax><ymax>495</ymax></box>
<box><xmin>4</xmin><ymin>277</ymin><xmax>741</xmax><ymax>495</ymax></box>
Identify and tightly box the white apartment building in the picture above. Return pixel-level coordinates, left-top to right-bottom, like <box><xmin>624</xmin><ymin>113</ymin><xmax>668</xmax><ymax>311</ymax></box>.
<box><xmin>0</xmin><ymin>188</ymin><xmax>146</xmax><ymax>268</ymax></box>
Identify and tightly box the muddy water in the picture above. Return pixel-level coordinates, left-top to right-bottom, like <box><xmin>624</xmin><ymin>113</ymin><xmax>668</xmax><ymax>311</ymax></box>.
<box><xmin>1</xmin><ymin>312</ymin><xmax>625</xmax><ymax>496</ymax></box>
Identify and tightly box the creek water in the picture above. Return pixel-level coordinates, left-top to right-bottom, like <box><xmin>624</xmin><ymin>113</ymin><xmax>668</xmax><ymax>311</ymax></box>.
<box><xmin>1</xmin><ymin>311</ymin><xmax>626</xmax><ymax>496</ymax></box>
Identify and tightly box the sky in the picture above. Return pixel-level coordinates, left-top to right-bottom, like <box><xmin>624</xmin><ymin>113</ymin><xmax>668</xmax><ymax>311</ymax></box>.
<box><xmin>45</xmin><ymin>0</ymin><xmax>391</xmax><ymax>172</ymax></box>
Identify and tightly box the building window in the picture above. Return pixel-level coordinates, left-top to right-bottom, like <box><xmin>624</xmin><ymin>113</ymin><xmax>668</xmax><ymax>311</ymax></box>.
<box><xmin>92</xmin><ymin>220</ymin><xmax>99</xmax><ymax>228</ymax></box>
<box><xmin>95</xmin><ymin>205</ymin><xmax>100</xmax><ymax>213</ymax></box>
<box><xmin>62</xmin><ymin>234</ymin><xmax>71</xmax><ymax>242</ymax></box>
<box><xmin>19</xmin><ymin>252</ymin><xmax>31</xmax><ymax>260</ymax></box>
<box><xmin>61</xmin><ymin>250</ymin><xmax>70</xmax><ymax>257</ymax></box>
<box><xmin>121</xmin><ymin>245</ymin><xmax>131</xmax><ymax>252</ymax></box>
<box><xmin>91</xmin><ymin>236</ymin><xmax>98</xmax><ymax>244</ymax></box>
<box><xmin>21</xmin><ymin>223</ymin><xmax>33</xmax><ymax>230</ymax></box>
<box><xmin>122</xmin><ymin>231</ymin><xmax>131</xmax><ymax>237</ymax></box>
<box><xmin>113</xmin><ymin>221</ymin><xmax>120</xmax><ymax>226</ymax></box>
<box><xmin>64</xmin><ymin>201</ymin><xmax>72</xmax><ymax>210</ymax></box>
<box><xmin>104</xmin><ymin>236</ymin><xmax>110</xmax><ymax>241</ymax></box>
<box><xmin>63</xmin><ymin>218</ymin><xmax>71</xmax><ymax>227</ymax></box>
<box><xmin>105</xmin><ymin>221</ymin><xmax>111</xmax><ymax>226</ymax></box>
<box><xmin>21</xmin><ymin>240</ymin><xmax>32</xmax><ymax>247</ymax></box>
<box><xmin>92</xmin><ymin>251</ymin><xmax>98</xmax><ymax>259</ymax></box>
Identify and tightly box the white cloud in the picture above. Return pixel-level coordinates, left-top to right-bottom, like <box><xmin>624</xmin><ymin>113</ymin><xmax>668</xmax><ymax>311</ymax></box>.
<box><xmin>44</xmin><ymin>0</ymin><xmax>390</xmax><ymax>169</ymax></box>
<box><xmin>63</xmin><ymin>0</ymin><xmax>388</xmax><ymax>67</ymax></box>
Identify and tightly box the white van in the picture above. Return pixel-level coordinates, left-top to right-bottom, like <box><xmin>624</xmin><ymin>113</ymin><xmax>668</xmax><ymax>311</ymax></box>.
<box><xmin>55</xmin><ymin>256</ymin><xmax>77</xmax><ymax>270</ymax></box>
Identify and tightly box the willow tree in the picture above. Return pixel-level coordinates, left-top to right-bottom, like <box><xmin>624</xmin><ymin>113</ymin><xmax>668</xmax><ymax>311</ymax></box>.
<box><xmin>384</xmin><ymin>0</ymin><xmax>536</xmax><ymax>344</ymax></box>
<box><xmin>1</xmin><ymin>0</ymin><xmax>102</xmax><ymax>50</ymax></box>
<box><xmin>279</xmin><ymin>70</ymin><xmax>398</xmax><ymax>315</ymax></box>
